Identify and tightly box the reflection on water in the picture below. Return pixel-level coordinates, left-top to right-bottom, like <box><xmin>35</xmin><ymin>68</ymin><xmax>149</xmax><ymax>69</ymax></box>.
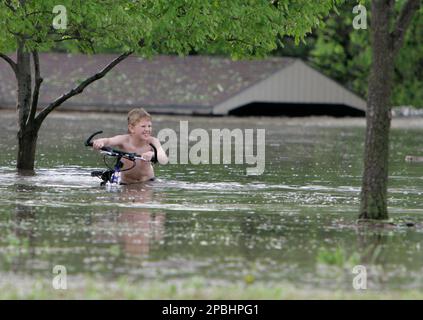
<box><xmin>12</xmin><ymin>203</ymin><xmax>36</xmax><ymax>273</ymax></box>
<box><xmin>93</xmin><ymin>184</ymin><xmax>165</xmax><ymax>256</ymax></box>
<box><xmin>0</xmin><ymin>112</ymin><xmax>423</xmax><ymax>293</ymax></box>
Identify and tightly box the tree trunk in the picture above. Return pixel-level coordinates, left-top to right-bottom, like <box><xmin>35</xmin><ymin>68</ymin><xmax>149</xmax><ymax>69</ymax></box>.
<box><xmin>17</xmin><ymin>125</ymin><xmax>40</xmax><ymax>171</ymax></box>
<box><xmin>359</xmin><ymin>1</ymin><xmax>394</xmax><ymax>220</ymax></box>
<box><xmin>16</xmin><ymin>41</ymin><xmax>38</xmax><ymax>171</ymax></box>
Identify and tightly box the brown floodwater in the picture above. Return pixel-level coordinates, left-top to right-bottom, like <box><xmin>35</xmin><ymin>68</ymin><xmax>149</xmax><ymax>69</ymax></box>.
<box><xmin>0</xmin><ymin>111</ymin><xmax>423</xmax><ymax>294</ymax></box>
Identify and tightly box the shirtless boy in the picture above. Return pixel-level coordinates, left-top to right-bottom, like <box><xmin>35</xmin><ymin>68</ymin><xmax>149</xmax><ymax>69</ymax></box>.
<box><xmin>93</xmin><ymin>108</ymin><xmax>168</xmax><ymax>184</ymax></box>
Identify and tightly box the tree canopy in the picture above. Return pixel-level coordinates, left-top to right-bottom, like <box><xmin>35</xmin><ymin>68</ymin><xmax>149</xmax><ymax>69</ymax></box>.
<box><xmin>275</xmin><ymin>0</ymin><xmax>423</xmax><ymax>108</ymax></box>
<box><xmin>0</xmin><ymin>0</ymin><xmax>343</xmax><ymax>58</ymax></box>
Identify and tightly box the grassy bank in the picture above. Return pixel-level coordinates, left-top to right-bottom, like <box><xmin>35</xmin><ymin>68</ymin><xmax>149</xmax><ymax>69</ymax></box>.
<box><xmin>1</xmin><ymin>275</ymin><xmax>422</xmax><ymax>299</ymax></box>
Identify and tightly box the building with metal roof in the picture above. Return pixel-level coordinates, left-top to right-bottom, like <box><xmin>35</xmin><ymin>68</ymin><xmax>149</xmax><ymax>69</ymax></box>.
<box><xmin>0</xmin><ymin>53</ymin><xmax>366</xmax><ymax>116</ymax></box>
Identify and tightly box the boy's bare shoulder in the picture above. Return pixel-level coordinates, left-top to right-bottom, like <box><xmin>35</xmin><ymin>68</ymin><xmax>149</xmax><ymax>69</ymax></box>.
<box><xmin>147</xmin><ymin>136</ymin><xmax>161</xmax><ymax>145</ymax></box>
<box><xmin>114</xmin><ymin>134</ymin><xmax>130</xmax><ymax>140</ymax></box>
<box><xmin>109</xmin><ymin>134</ymin><xmax>130</xmax><ymax>147</ymax></box>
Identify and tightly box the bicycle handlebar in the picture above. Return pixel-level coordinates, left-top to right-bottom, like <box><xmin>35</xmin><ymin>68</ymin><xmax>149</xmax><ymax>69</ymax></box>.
<box><xmin>85</xmin><ymin>130</ymin><xmax>103</xmax><ymax>147</ymax></box>
<box><xmin>99</xmin><ymin>148</ymin><xmax>146</xmax><ymax>161</ymax></box>
<box><xmin>85</xmin><ymin>131</ymin><xmax>146</xmax><ymax>161</ymax></box>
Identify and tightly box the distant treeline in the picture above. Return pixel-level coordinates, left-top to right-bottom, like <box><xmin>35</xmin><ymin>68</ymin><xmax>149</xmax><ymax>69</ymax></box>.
<box><xmin>274</xmin><ymin>1</ymin><xmax>423</xmax><ymax>108</ymax></box>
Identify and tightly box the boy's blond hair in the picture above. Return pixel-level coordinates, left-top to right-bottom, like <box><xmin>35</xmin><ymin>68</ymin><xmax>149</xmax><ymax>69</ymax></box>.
<box><xmin>127</xmin><ymin>108</ymin><xmax>151</xmax><ymax>126</ymax></box>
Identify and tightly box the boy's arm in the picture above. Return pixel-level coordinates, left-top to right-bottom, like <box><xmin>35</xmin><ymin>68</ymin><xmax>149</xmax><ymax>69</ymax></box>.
<box><xmin>93</xmin><ymin>135</ymin><xmax>127</xmax><ymax>150</ymax></box>
<box><xmin>149</xmin><ymin>137</ymin><xmax>169</xmax><ymax>165</ymax></box>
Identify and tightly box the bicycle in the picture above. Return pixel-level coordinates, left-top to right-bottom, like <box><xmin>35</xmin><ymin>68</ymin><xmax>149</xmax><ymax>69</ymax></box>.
<box><xmin>85</xmin><ymin>131</ymin><xmax>157</xmax><ymax>186</ymax></box>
